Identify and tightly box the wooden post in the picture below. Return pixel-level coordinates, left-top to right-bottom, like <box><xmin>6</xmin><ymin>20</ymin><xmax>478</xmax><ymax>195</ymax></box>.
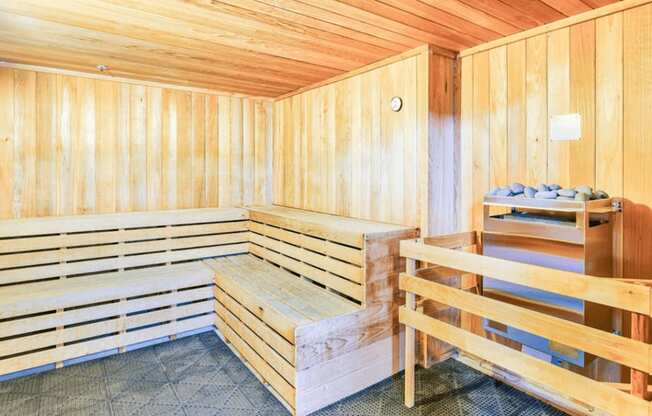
<box><xmin>631</xmin><ymin>312</ymin><xmax>650</xmax><ymax>399</ymax></box>
<box><xmin>405</xmin><ymin>257</ymin><xmax>417</xmax><ymax>408</ymax></box>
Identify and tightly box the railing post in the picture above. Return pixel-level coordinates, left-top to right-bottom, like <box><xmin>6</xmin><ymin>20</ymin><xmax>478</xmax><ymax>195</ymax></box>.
<box><xmin>631</xmin><ymin>312</ymin><xmax>650</xmax><ymax>400</ymax></box>
<box><xmin>405</xmin><ymin>257</ymin><xmax>416</xmax><ymax>408</ymax></box>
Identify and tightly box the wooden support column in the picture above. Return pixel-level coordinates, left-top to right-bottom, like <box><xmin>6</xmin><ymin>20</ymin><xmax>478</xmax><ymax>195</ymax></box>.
<box><xmin>405</xmin><ymin>257</ymin><xmax>416</xmax><ymax>408</ymax></box>
<box><xmin>631</xmin><ymin>312</ymin><xmax>650</xmax><ymax>400</ymax></box>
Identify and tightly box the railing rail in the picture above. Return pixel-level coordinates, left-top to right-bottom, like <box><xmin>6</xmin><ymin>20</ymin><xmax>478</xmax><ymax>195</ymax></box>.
<box><xmin>400</xmin><ymin>235</ymin><xmax>652</xmax><ymax>416</ymax></box>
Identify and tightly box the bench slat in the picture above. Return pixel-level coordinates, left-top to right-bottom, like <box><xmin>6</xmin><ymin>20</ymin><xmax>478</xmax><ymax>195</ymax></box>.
<box><xmin>0</xmin><ymin>243</ymin><xmax>248</xmax><ymax>285</ymax></box>
<box><xmin>0</xmin><ymin>301</ymin><xmax>213</xmax><ymax>356</ymax></box>
<box><xmin>0</xmin><ymin>208</ymin><xmax>248</xmax><ymax>238</ymax></box>
<box><xmin>0</xmin><ymin>314</ymin><xmax>214</xmax><ymax>376</ymax></box>
<box><xmin>0</xmin><ymin>232</ymin><xmax>249</xmax><ymax>269</ymax></box>
<box><xmin>0</xmin><ymin>262</ymin><xmax>213</xmax><ymax>318</ymax></box>
<box><xmin>249</xmin><ymin>244</ymin><xmax>363</xmax><ymax>301</ymax></box>
<box><xmin>0</xmin><ymin>222</ymin><xmax>248</xmax><ymax>254</ymax></box>
<box><xmin>0</xmin><ymin>287</ymin><xmax>213</xmax><ymax>338</ymax></box>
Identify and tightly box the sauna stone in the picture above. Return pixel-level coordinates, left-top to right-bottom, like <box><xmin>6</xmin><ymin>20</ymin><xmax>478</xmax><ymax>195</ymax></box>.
<box><xmin>575</xmin><ymin>192</ymin><xmax>590</xmax><ymax>201</ymax></box>
<box><xmin>524</xmin><ymin>187</ymin><xmax>537</xmax><ymax>198</ymax></box>
<box><xmin>537</xmin><ymin>184</ymin><xmax>549</xmax><ymax>192</ymax></box>
<box><xmin>548</xmin><ymin>184</ymin><xmax>561</xmax><ymax>191</ymax></box>
<box><xmin>535</xmin><ymin>190</ymin><xmax>558</xmax><ymax>199</ymax></box>
<box><xmin>510</xmin><ymin>183</ymin><xmax>525</xmax><ymax>195</ymax></box>
<box><xmin>558</xmin><ymin>189</ymin><xmax>576</xmax><ymax>198</ymax></box>
<box><xmin>576</xmin><ymin>185</ymin><xmax>593</xmax><ymax>195</ymax></box>
<box><xmin>496</xmin><ymin>187</ymin><xmax>512</xmax><ymax>197</ymax></box>
<box><xmin>595</xmin><ymin>190</ymin><xmax>609</xmax><ymax>199</ymax></box>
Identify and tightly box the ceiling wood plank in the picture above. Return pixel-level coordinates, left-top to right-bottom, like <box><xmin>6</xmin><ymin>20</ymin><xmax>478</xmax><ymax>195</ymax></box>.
<box><xmin>0</xmin><ymin>0</ymin><xmax>619</xmax><ymax>96</ymax></box>
<box><xmin>418</xmin><ymin>0</ymin><xmax>522</xmax><ymax>35</ymax></box>
<box><xmin>541</xmin><ymin>0</ymin><xmax>593</xmax><ymax>16</ymax></box>
<box><xmin>377</xmin><ymin>0</ymin><xmax>502</xmax><ymax>41</ymax></box>
<box><xmin>457</xmin><ymin>0</ymin><xmax>542</xmax><ymax>30</ymax></box>
<box><xmin>498</xmin><ymin>0</ymin><xmax>566</xmax><ymax>24</ymax></box>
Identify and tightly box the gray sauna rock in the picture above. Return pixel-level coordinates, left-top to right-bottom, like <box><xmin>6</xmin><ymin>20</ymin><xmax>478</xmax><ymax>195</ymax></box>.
<box><xmin>548</xmin><ymin>184</ymin><xmax>562</xmax><ymax>191</ymax></box>
<box><xmin>575</xmin><ymin>185</ymin><xmax>593</xmax><ymax>195</ymax></box>
<box><xmin>575</xmin><ymin>192</ymin><xmax>590</xmax><ymax>201</ymax></box>
<box><xmin>487</xmin><ymin>187</ymin><xmax>500</xmax><ymax>196</ymax></box>
<box><xmin>510</xmin><ymin>183</ymin><xmax>525</xmax><ymax>195</ymax></box>
<box><xmin>537</xmin><ymin>184</ymin><xmax>549</xmax><ymax>192</ymax></box>
<box><xmin>556</xmin><ymin>196</ymin><xmax>575</xmax><ymax>201</ymax></box>
<box><xmin>535</xmin><ymin>190</ymin><xmax>558</xmax><ymax>199</ymax></box>
<box><xmin>557</xmin><ymin>189</ymin><xmax>577</xmax><ymax>198</ymax></box>
<box><xmin>496</xmin><ymin>187</ymin><xmax>513</xmax><ymax>197</ymax></box>
<box><xmin>595</xmin><ymin>190</ymin><xmax>609</xmax><ymax>199</ymax></box>
<box><xmin>524</xmin><ymin>187</ymin><xmax>537</xmax><ymax>198</ymax></box>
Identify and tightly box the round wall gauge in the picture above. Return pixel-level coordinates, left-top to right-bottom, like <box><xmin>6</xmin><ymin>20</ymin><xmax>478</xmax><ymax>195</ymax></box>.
<box><xmin>390</xmin><ymin>96</ymin><xmax>403</xmax><ymax>112</ymax></box>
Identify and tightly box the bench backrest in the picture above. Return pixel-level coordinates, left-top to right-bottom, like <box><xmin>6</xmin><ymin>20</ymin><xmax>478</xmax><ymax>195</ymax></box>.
<box><xmin>0</xmin><ymin>208</ymin><xmax>249</xmax><ymax>286</ymax></box>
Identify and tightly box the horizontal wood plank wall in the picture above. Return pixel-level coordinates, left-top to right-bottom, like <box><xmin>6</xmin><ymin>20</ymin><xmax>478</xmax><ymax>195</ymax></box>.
<box><xmin>273</xmin><ymin>47</ymin><xmax>457</xmax><ymax>233</ymax></box>
<box><xmin>0</xmin><ymin>67</ymin><xmax>273</xmax><ymax>219</ymax></box>
<box><xmin>460</xmin><ymin>2</ymin><xmax>652</xmax><ymax>279</ymax></box>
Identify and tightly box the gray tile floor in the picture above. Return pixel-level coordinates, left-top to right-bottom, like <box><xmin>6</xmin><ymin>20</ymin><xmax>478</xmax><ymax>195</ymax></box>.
<box><xmin>0</xmin><ymin>332</ymin><xmax>566</xmax><ymax>416</ymax></box>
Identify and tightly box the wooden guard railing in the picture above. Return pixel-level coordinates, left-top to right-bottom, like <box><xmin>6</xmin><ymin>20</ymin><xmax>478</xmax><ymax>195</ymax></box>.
<box><xmin>399</xmin><ymin>233</ymin><xmax>652</xmax><ymax>416</ymax></box>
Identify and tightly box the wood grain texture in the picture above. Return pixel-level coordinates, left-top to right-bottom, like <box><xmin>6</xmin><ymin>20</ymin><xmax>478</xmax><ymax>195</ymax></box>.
<box><xmin>274</xmin><ymin>50</ymin><xmax>454</xmax><ymax>230</ymax></box>
<box><xmin>0</xmin><ymin>67</ymin><xmax>273</xmax><ymax>219</ymax></box>
<box><xmin>0</xmin><ymin>0</ymin><xmax>617</xmax><ymax>97</ymax></box>
<box><xmin>624</xmin><ymin>3</ymin><xmax>652</xmax><ymax>279</ymax></box>
<box><xmin>461</xmin><ymin>2</ymin><xmax>652</xmax><ymax>295</ymax></box>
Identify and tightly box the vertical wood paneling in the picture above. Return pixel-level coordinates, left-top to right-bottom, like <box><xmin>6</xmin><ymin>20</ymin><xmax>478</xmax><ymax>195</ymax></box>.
<box><xmin>489</xmin><ymin>46</ymin><xmax>508</xmax><ymax>191</ymax></box>
<box><xmin>525</xmin><ymin>34</ymin><xmax>548</xmax><ymax>185</ymax></box>
<box><xmin>0</xmin><ymin>69</ymin><xmax>14</xmax><ymax>218</ymax></box>
<box><xmin>146</xmin><ymin>87</ymin><xmax>162</xmax><ymax>210</ymax></box>
<box><xmin>624</xmin><ymin>4</ymin><xmax>652</xmax><ymax>278</ymax></box>
<box><xmin>35</xmin><ymin>73</ymin><xmax>57</xmax><ymax>217</ymax></box>
<box><xmin>96</xmin><ymin>80</ymin><xmax>119</xmax><ymax>213</ymax></box>
<box><xmin>507</xmin><ymin>41</ymin><xmax>526</xmax><ymax>183</ymax></box>
<box><xmin>176</xmin><ymin>92</ymin><xmax>192</xmax><ymax>209</ymax></box>
<box><xmin>547</xmin><ymin>27</ymin><xmax>571</xmax><ymax>187</ymax></box>
<box><xmin>206</xmin><ymin>96</ymin><xmax>219</xmax><ymax>207</ymax></box>
<box><xmin>191</xmin><ymin>93</ymin><xmax>206</xmax><ymax>208</ymax></box>
<box><xmin>460</xmin><ymin>56</ymin><xmax>474</xmax><ymax>232</ymax></box>
<box><xmin>273</xmin><ymin>52</ymin><xmax>440</xmax><ymax>228</ymax></box>
<box><xmin>116</xmin><ymin>84</ymin><xmax>130</xmax><ymax>212</ymax></box>
<box><xmin>569</xmin><ymin>20</ymin><xmax>596</xmax><ymax>188</ymax></box>
<box><xmin>472</xmin><ymin>51</ymin><xmax>490</xmax><ymax>231</ymax></box>
<box><xmin>129</xmin><ymin>85</ymin><xmax>146</xmax><ymax>211</ymax></box>
<box><xmin>14</xmin><ymin>70</ymin><xmax>37</xmax><ymax>218</ymax></box>
<box><xmin>462</xmin><ymin>3</ymin><xmax>652</xmax><ymax>282</ymax></box>
<box><xmin>0</xmin><ymin>68</ymin><xmax>272</xmax><ymax>220</ymax></box>
<box><xmin>161</xmin><ymin>89</ymin><xmax>177</xmax><ymax>210</ymax></box>
<box><xmin>596</xmin><ymin>13</ymin><xmax>623</xmax><ymax>197</ymax></box>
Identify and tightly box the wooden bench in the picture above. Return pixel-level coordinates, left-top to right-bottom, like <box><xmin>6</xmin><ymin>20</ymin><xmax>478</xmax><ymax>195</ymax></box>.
<box><xmin>0</xmin><ymin>208</ymin><xmax>248</xmax><ymax>377</ymax></box>
<box><xmin>0</xmin><ymin>205</ymin><xmax>418</xmax><ymax>415</ymax></box>
<box><xmin>207</xmin><ymin>205</ymin><xmax>418</xmax><ymax>416</ymax></box>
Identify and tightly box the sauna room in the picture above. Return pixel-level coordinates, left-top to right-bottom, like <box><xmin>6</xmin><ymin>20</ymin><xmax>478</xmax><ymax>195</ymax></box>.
<box><xmin>0</xmin><ymin>1</ymin><xmax>651</xmax><ymax>415</ymax></box>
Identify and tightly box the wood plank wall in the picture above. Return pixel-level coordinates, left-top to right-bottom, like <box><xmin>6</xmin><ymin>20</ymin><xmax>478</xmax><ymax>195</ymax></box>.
<box><xmin>273</xmin><ymin>47</ymin><xmax>457</xmax><ymax>233</ymax></box>
<box><xmin>460</xmin><ymin>2</ymin><xmax>652</xmax><ymax>279</ymax></box>
<box><xmin>0</xmin><ymin>67</ymin><xmax>273</xmax><ymax>219</ymax></box>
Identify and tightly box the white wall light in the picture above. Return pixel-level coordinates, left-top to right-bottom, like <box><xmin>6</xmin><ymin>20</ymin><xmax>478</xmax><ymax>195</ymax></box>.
<box><xmin>550</xmin><ymin>113</ymin><xmax>582</xmax><ymax>141</ymax></box>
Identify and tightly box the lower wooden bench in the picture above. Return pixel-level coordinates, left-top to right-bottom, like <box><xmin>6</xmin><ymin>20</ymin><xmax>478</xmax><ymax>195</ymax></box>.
<box><xmin>208</xmin><ymin>254</ymin><xmax>361</xmax><ymax>412</ymax></box>
<box><xmin>0</xmin><ymin>263</ymin><xmax>215</xmax><ymax>376</ymax></box>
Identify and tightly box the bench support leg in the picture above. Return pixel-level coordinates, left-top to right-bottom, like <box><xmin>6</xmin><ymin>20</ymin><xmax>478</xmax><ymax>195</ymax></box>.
<box><xmin>405</xmin><ymin>258</ymin><xmax>416</xmax><ymax>408</ymax></box>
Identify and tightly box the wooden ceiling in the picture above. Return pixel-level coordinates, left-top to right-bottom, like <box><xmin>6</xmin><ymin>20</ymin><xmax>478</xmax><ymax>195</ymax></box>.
<box><xmin>0</xmin><ymin>0</ymin><xmax>620</xmax><ymax>97</ymax></box>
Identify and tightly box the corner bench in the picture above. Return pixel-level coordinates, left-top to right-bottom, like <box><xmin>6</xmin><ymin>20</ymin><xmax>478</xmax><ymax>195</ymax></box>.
<box><xmin>0</xmin><ymin>205</ymin><xmax>417</xmax><ymax>416</ymax></box>
<box><xmin>208</xmin><ymin>206</ymin><xmax>418</xmax><ymax>416</ymax></box>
